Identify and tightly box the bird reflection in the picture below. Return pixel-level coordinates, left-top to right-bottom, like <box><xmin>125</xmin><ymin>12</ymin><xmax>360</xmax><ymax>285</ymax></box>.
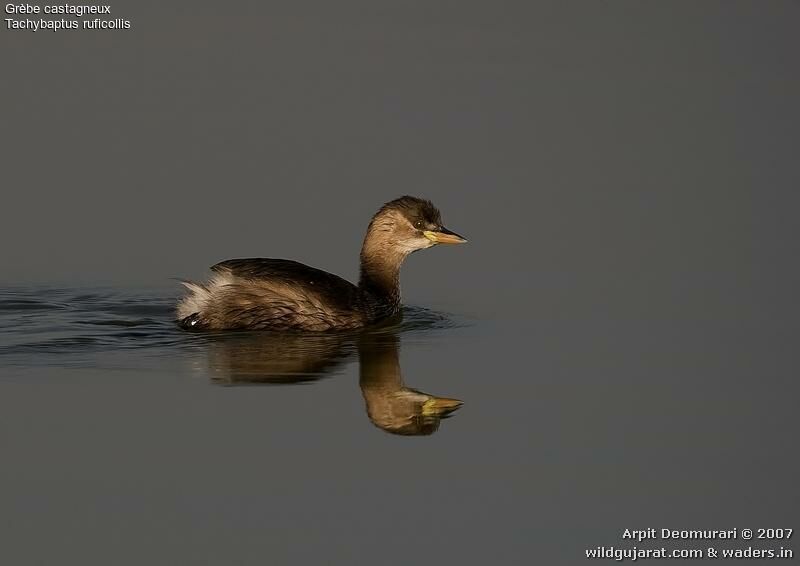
<box><xmin>207</xmin><ymin>331</ymin><xmax>355</xmax><ymax>384</ymax></box>
<box><xmin>204</xmin><ymin>322</ymin><xmax>462</xmax><ymax>435</ymax></box>
<box><xmin>358</xmin><ymin>333</ymin><xmax>462</xmax><ymax>435</ymax></box>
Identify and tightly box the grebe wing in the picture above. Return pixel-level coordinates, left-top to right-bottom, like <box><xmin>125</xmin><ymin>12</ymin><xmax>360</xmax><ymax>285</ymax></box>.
<box><xmin>211</xmin><ymin>258</ymin><xmax>356</xmax><ymax>293</ymax></box>
<box><xmin>205</xmin><ymin>258</ymin><xmax>363</xmax><ymax>330</ymax></box>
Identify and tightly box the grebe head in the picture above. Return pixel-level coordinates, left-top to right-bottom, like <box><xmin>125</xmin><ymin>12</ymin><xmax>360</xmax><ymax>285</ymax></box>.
<box><xmin>363</xmin><ymin>196</ymin><xmax>467</xmax><ymax>257</ymax></box>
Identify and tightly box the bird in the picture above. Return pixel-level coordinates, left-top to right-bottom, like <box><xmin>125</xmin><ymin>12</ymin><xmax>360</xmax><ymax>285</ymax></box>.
<box><xmin>176</xmin><ymin>196</ymin><xmax>466</xmax><ymax>331</ymax></box>
<box><xmin>200</xmin><ymin>328</ymin><xmax>463</xmax><ymax>436</ymax></box>
<box><xmin>358</xmin><ymin>332</ymin><xmax>463</xmax><ymax>436</ymax></box>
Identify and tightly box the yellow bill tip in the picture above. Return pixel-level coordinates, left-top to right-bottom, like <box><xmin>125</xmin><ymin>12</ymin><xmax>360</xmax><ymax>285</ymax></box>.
<box><xmin>421</xmin><ymin>397</ymin><xmax>464</xmax><ymax>416</ymax></box>
<box><xmin>423</xmin><ymin>229</ymin><xmax>468</xmax><ymax>245</ymax></box>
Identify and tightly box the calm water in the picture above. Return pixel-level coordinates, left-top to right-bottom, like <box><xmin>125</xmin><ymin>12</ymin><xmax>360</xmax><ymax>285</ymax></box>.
<box><xmin>1</xmin><ymin>284</ymin><xmax>797</xmax><ymax>565</ymax></box>
<box><xmin>4</xmin><ymin>0</ymin><xmax>799</xmax><ymax>562</ymax></box>
<box><xmin>0</xmin><ymin>287</ymin><xmax>469</xmax><ymax>435</ymax></box>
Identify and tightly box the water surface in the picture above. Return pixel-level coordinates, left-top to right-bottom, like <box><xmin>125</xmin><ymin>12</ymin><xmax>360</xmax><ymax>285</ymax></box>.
<box><xmin>1</xmin><ymin>287</ymin><xmax>469</xmax><ymax>435</ymax></box>
<box><xmin>0</xmin><ymin>284</ymin><xmax>797</xmax><ymax>565</ymax></box>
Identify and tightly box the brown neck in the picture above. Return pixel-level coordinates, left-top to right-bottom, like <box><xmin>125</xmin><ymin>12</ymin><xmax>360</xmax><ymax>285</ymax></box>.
<box><xmin>358</xmin><ymin>250</ymin><xmax>403</xmax><ymax>308</ymax></box>
<box><xmin>358</xmin><ymin>234</ymin><xmax>408</xmax><ymax>314</ymax></box>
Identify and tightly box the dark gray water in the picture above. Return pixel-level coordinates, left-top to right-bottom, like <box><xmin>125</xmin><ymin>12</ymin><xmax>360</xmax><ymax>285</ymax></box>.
<box><xmin>1</xmin><ymin>282</ymin><xmax>797</xmax><ymax>565</ymax></box>
<box><xmin>3</xmin><ymin>1</ymin><xmax>800</xmax><ymax>564</ymax></box>
<box><xmin>0</xmin><ymin>287</ymin><xmax>470</xmax><ymax>435</ymax></box>
<box><xmin>0</xmin><ymin>286</ymin><xmax>462</xmax><ymax>374</ymax></box>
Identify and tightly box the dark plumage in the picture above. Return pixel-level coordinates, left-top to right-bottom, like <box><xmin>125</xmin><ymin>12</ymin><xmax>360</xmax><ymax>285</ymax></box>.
<box><xmin>176</xmin><ymin>196</ymin><xmax>466</xmax><ymax>331</ymax></box>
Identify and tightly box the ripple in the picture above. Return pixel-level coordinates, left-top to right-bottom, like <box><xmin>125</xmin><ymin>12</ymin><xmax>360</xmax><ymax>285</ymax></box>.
<box><xmin>0</xmin><ymin>299</ymin><xmax>66</xmax><ymax>312</ymax></box>
<box><xmin>80</xmin><ymin>318</ymin><xmax>159</xmax><ymax>327</ymax></box>
<box><xmin>0</xmin><ymin>287</ymin><xmax>470</xmax><ymax>369</ymax></box>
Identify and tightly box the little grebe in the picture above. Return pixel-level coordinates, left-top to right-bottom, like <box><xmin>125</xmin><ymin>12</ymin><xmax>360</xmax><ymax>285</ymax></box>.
<box><xmin>176</xmin><ymin>196</ymin><xmax>466</xmax><ymax>331</ymax></box>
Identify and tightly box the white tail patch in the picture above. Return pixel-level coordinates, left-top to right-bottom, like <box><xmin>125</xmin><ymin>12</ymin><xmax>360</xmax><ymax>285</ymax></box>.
<box><xmin>175</xmin><ymin>273</ymin><xmax>234</xmax><ymax>320</ymax></box>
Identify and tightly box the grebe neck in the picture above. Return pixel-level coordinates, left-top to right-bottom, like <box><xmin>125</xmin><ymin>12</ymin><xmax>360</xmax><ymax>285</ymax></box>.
<box><xmin>358</xmin><ymin>248</ymin><xmax>405</xmax><ymax>316</ymax></box>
